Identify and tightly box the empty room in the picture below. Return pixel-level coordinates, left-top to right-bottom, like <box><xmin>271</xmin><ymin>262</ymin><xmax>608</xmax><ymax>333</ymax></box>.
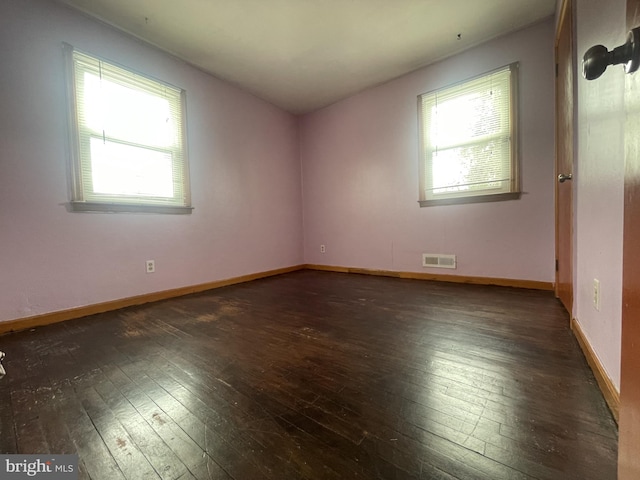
<box><xmin>1</xmin><ymin>0</ymin><xmax>639</xmax><ymax>479</ymax></box>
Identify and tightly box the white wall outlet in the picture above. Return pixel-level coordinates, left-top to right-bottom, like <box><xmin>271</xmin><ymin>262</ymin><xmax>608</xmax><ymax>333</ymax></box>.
<box><xmin>146</xmin><ymin>260</ymin><xmax>155</xmax><ymax>274</ymax></box>
<box><xmin>593</xmin><ymin>278</ymin><xmax>600</xmax><ymax>311</ymax></box>
<box><xmin>320</xmin><ymin>244</ymin><xmax>326</xmax><ymax>253</ymax></box>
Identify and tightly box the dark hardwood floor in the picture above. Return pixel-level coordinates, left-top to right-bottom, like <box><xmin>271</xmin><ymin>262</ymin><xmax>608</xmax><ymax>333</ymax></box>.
<box><xmin>0</xmin><ymin>270</ymin><xmax>618</xmax><ymax>479</ymax></box>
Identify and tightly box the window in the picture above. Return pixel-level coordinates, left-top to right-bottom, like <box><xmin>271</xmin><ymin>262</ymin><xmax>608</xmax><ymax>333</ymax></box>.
<box><xmin>418</xmin><ymin>63</ymin><xmax>519</xmax><ymax>206</ymax></box>
<box><xmin>65</xmin><ymin>44</ymin><xmax>191</xmax><ymax>213</ymax></box>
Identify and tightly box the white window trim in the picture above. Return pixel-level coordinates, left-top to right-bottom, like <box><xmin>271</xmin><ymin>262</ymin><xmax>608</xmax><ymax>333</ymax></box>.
<box><xmin>417</xmin><ymin>63</ymin><xmax>520</xmax><ymax>207</ymax></box>
<box><xmin>64</xmin><ymin>44</ymin><xmax>193</xmax><ymax>214</ymax></box>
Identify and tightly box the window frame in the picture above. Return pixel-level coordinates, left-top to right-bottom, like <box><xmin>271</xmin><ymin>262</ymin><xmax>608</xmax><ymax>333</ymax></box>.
<box><xmin>417</xmin><ymin>63</ymin><xmax>520</xmax><ymax>207</ymax></box>
<box><xmin>64</xmin><ymin>44</ymin><xmax>193</xmax><ymax>214</ymax></box>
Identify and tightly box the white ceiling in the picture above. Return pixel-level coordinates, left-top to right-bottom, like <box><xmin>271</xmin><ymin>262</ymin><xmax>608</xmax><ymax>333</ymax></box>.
<box><xmin>55</xmin><ymin>0</ymin><xmax>556</xmax><ymax>114</ymax></box>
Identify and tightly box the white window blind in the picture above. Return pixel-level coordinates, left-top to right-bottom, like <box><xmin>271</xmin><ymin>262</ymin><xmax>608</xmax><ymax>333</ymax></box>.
<box><xmin>65</xmin><ymin>45</ymin><xmax>191</xmax><ymax>212</ymax></box>
<box><xmin>418</xmin><ymin>63</ymin><xmax>519</xmax><ymax>205</ymax></box>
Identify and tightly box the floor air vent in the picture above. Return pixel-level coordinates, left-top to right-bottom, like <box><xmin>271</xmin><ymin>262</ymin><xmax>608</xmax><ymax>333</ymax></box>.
<box><xmin>422</xmin><ymin>254</ymin><xmax>456</xmax><ymax>269</ymax></box>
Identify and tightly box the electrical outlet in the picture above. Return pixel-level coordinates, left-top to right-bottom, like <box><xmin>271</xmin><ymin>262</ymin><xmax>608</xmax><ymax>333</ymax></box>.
<box><xmin>593</xmin><ymin>278</ymin><xmax>600</xmax><ymax>311</ymax></box>
<box><xmin>146</xmin><ymin>260</ymin><xmax>155</xmax><ymax>274</ymax></box>
<box><xmin>320</xmin><ymin>244</ymin><xmax>326</xmax><ymax>254</ymax></box>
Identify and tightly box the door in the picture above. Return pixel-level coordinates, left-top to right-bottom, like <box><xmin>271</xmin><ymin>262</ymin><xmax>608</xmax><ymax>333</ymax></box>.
<box><xmin>619</xmin><ymin>0</ymin><xmax>640</xmax><ymax>477</ymax></box>
<box><xmin>555</xmin><ymin>0</ymin><xmax>574</xmax><ymax>315</ymax></box>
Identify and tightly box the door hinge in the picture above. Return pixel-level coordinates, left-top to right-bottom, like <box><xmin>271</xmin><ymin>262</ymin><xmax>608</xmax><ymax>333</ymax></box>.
<box><xmin>555</xmin><ymin>259</ymin><xmax>559</xmax><ymax>272</ymax></box>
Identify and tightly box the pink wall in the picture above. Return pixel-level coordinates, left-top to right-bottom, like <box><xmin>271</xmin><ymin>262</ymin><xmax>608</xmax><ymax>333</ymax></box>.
<box><xmin>0</xmin><ymin>0</ymin><xmax>303</xmax><ymax>323</ymax></box>
<box><xmin>573</xmin><ymin>0</ymin><xmax>625</xmax><ymax>389</ymax></box>
<box><xmin>0</xmin><ymin>0</ymin><xmax>578</xmax><ymax>342</ymax></box>
<box><xmin>300</xmin><ymin>19</ymin><xmax>556</xmax><ymax>282</ymax></box>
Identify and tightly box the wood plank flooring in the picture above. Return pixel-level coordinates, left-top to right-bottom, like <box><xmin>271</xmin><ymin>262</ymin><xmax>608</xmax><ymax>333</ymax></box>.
<box><xmin>0</xmin><ymin>270</ymin><xmax>618</xmax><ymax>479</ymax></box>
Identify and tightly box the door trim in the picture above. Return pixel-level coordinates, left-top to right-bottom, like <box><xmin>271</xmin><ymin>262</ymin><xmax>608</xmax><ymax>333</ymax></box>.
<box><xmin>554</xmin><ymin>0</ymin><xmax>575</xmax><ymax>315</ymax></box>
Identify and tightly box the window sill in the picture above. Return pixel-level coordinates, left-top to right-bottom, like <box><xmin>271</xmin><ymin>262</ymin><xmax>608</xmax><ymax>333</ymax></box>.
<box><xmin>419</xmin><ymin>191</ymin><xmax>521</xmax><ymax>207</ymax></box>
<box><xmin>68</xmin><ymin>202</ymin><xmax>193</xmax><ymax>214</ymax></box>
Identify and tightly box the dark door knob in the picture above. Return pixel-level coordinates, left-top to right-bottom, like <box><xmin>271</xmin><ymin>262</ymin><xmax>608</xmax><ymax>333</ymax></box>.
<box><xmin>583</xmin><ymin>27</ymin><xmax>640</xmax><ymax>80</ymax></box>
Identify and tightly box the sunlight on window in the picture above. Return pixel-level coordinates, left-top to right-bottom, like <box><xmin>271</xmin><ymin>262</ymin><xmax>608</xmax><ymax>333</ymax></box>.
<box><xmin>66</xmin><ymin>45</ymin><xmax>189</xmax><ymax>211</ymax></box>
<box><xmin>90</xmin><ymin>138</ymin><xmax>174</xmax><ymax>197</ymax></box>
<box><xmin>429</xmin><ymin>90</ymin><xmax>508</xmax><ymax>194</ymax></box>
<box><xmin>83</xmin><ymin>72</ymin><xmax>176</xmax><ymax>199</ymax></box>
<box><xmin>84</xmin><ymin>73</ymin><xmax>175</xmax><ymax>149</ymax></box>
<box><xmin>432</xmin><ymin>92</ymin><xmax>504</xmax><ymax>146</ymax></box>
<box><xmin>432</xmin><ymin>141</ymin><xmax>509</xmax><ymax>194</ymax></box>
<box><xmin>418</xmin><ymin>64</ymin><xmax>516</xmax><ymax>204</ymax></box>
